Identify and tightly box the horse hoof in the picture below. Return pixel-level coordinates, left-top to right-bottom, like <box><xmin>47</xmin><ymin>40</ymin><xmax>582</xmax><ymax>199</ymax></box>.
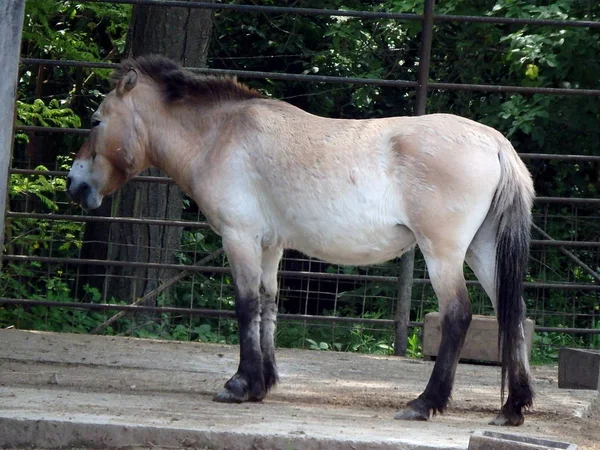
<box><xmin>489</xmin><ymin>411</ymin><xmax>524</xmax><ymax>426</ymax></box>
<box><xmin>395</xmin><ymin>397</ymin><xmax>431</xmax><ymax>421</ymax></box>
<box><xmin>394</xmin><ymin>407</ymin><xmax>430</xmax><ymax>421</ymax></box>
<box><xmin>213</xmin><ymin>388</ymin><xmax>247</xmax><ymax>403</ymax></box>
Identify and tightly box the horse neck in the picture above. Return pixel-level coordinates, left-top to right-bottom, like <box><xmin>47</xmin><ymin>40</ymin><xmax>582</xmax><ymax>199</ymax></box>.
<box><xmin>140</xmin><ymin>101</ymin><xmax>225</xmax><ymax>196</ymax></box>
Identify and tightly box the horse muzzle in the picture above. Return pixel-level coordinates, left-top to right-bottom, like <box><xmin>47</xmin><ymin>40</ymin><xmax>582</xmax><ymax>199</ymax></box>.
<box><xmin>66</xmin><ymin>176</ymin><xmax>102</xmax><ymax>210</ymax></box>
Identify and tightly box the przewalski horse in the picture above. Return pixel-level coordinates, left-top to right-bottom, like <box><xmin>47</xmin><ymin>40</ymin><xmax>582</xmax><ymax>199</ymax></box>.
<box><xmin>67</xmin><ymin>55</ymin><xmax>535</xmax><ymax>426</ymax></box>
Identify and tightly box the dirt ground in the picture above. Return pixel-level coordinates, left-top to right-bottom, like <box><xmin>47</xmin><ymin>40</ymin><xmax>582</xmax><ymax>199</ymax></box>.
<box><xmin>0</xmin><ymin>329</ymin><xmax>598</xmax><ymax>449</ymax></box>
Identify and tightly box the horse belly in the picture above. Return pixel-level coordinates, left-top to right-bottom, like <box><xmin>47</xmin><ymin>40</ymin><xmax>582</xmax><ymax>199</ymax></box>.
<box><xmin>288</xmin><ymin>216</ymin><xmax>416</xmax><ymax>266</ymax></box>
<box><xmin>258</xmin><ymin>147</ymin><xmax>415</xmax><ymax>265</ymax></box>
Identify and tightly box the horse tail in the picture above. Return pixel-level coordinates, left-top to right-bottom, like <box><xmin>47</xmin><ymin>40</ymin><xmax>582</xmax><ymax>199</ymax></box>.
<box><xmin>491</xmin><ymin>141</ymin><xmax>535</xmax><ymax>403</ymax></box>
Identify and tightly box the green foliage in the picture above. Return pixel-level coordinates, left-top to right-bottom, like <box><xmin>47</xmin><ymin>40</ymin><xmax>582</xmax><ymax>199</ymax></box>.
<box><xmin>22</xmin><ymin>0</ymin><xmax>131</xmax><ymax>61</ymax></box>
<box><xmin>0</xmin><ymin>281</ymin><xmax>104</xmax><ymax>333</ymax></box>
<box><xmin>495</xmin><ymin>94</ymin><xmax>550</xmax><ymax>143</ymax></box>
<box><xmin>5</xmin><ymin>162</ymin><xmax>81</xmax><ymax>250</ymax></box>
<box><xmin>406</xmin><ymin>331</ymin><xmax>423</xmax><ymax>359</ymax></box>
<box><xmin>531</xmin><ymin>330</ymin><xmax>587</xmax><ymax>365</ymax></box>
<box><xmin>9</xmin><ymin>167</ymin><xmax>64</xmax><ymax>211</ymax></box>
<box><xmin>302</xmin><ymin>327</ymin><xmax>422</xmax><ymax>357</ymax></box>
<box><xmin>306</xmin><ymin>338</ymin><xmax>333</xmax><ymax>351</ymax></box>
<box><xmin>346</xmin><ymin>324</ymin><xmax>394</xmax><ymax>354</ymax></box>
<box><xmin>2</xmin><ymin>157</ymin><xmax>84</xmax><ymax>302</ymax></box>
<box><xmin>15</xmin><ymin>99</ymin><xmax>81</xmax><ymax>143</ymax></box>
<box><xmin>5</xmin><ymin>0</ymin><xmax>598</xmax><ymax>362</ymax></box>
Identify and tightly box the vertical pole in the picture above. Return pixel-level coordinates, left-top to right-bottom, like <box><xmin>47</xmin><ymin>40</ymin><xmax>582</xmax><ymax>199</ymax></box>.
<box><xmin>414</xmin><ymin>0</ymin><xmax>435</xmax><ymax>116</ymax></box>
<box><xmin>394</xmin><ymin>0</ymin><xmax>435</xmax><ymax>356</ymax></box>
<box><xmin>0</xmin><ymin>0</ymin><xmax>26</xmax><ymax>260</ymax></box>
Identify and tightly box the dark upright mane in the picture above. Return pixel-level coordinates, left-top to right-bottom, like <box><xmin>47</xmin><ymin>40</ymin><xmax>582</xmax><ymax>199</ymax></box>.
<box><xmin>112</xmin><ymin>55</ymin><xmax>264</xmax><ymax>103</ymax></box>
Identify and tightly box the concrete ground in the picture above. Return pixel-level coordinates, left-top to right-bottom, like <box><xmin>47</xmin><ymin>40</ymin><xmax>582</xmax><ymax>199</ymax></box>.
<box><xmin>0</xmin><ymin>329</ymin><xmax>598</xmax><ymax>450</ymax></box>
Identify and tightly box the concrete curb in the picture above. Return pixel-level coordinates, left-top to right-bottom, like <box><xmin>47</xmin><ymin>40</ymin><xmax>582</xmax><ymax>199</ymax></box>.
<box><xmin>0</xmin><ymin>416</ymin><xmax>466</xmax><ymax>450</ymax></box>
<box><xmin>559</xmin><ymin>348</ymin><xmax>600</xmax><ymax>391</ymax></box>
<box><xmin>468</xmin><ymin>430</ymin><xmax>577</xmax><ymax>450</ymax></box>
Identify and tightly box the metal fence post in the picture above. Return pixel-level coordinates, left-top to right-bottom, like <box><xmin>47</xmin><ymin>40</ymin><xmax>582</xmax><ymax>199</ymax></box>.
<box><xmin>0</xmin><ymin>0</ymin><xmax>27</xmax><ymax>261</ymax></box>
<box><xmin>394</xmin><ymin>0</ymin><xmax>435</xmax><ymax>356</ymax></box>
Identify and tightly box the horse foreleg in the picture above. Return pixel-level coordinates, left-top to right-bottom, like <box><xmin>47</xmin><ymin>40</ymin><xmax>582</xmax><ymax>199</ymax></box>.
<box><xmin>213</xmin><ymin>236</ymin><xmax>265</xmax><ymax>403</ymax></box>
<box><xmin>395</xmin><ymin>253</ymin><xmax>472</xmax><ymax>421</ymax></box>
<box><xmin>260</xmin><ymin>247</ymin><xmax>283</xmax><ymax>392</ymax></box>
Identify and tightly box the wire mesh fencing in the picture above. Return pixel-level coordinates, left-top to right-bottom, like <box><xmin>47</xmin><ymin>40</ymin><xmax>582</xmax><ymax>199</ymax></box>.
<box><xmin>2</xmin><ymin>0</ymin><xmax>599</xmax><ymax>363</ymax></box>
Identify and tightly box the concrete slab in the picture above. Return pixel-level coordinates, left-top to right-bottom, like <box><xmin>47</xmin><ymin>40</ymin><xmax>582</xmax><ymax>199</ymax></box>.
<box><xmin>559</xmin><ymin>348</ymin><xmax>600</xmax><ymax>391</ymax></box>
<box><xmin>0</xmin><ymin>329</ymin><xmax>598</xmax><ymax>449</ymax></box>
<box><xmin>423</xmin><ymin>313</ymin><xmax>535</xmax><ymax>363</ymax></box>
<box><xmin>468</xmin><ymin>431</ymin><xmax>577</xmax><ymax>450</ymax></box>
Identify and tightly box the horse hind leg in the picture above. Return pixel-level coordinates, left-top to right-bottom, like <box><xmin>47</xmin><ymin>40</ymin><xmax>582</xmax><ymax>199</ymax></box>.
<box><xmin>260</xmin><ymin>246</ymin><xmax>283</xmax><ymax>392</ymax></box>
<box><xmin>395</xmin><ymin>247</ymin><xmax>472</xmax><ymax>420</ymax></box>
<box><xmin>491</xmin><ymin>301</ymin><xmax>533</xmax><ymax>426</ymax></box>
<box><xmin>465</xmin><ymin>220</ymin><xmax>534</xmax><ymax>426</ymax></box>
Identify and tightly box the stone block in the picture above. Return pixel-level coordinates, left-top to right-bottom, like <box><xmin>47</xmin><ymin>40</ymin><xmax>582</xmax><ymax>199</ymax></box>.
<box><xmin>422</xmin><ymin>312</ymin><xmax>535</xmax><ymax>363</ymax></box>
<box><xmin>558</xmin><ymin>348</ymin><xmax>600</xmax><ymax>390</ymax></box>
<box><xmin>468</xmin><ymin>430</ymin><xmax>577</xmax><ymax>450</ymax></box>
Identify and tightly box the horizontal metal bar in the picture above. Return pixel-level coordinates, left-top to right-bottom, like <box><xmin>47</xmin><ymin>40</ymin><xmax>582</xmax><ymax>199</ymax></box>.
<box><xmin>14</xmin><ymin>125</ymin><xmax>90</xmax><ymax>136</ymax></box>
<box><xmin>534</xmin><ymin>197</ymin><xmax>600</xmax><ymax>205</ymax></box>
<box><xmin>533</xmin><ymin>326</ymin><xmax>600</xmax><ymax>335</ymax></box>
<box><xmin>18</xmin><ymin>58</ymin><xmax>600</xmax><ymax>96</ymax></box>
<box><xmin>78</xmin><ymin>0</ymin><xmax>600</xmax><ymax>28</ymax></box>
<box><xmin>15</xmin><ymin>133</ymin><xmax>600</xmax><ymax>167</ymax></box>
<box><xmin>1</xmin><ymin>298</ymin><xmax>599</xmax><ymax>334</ymax></box>
<box><xmin>9</xmin><ymin>167</ymin><xmax>173</xmax><ymax>184</ymax></box>
<box><xmin>10</xmin><ymin>129</ymin><xmax>600</xmax><ymax>163</ymax></box>
<box><xmin>433</xmin><ymin>14</ymin><xmax>600</xmax><ymax>28</ymax></box>
<box><xmin>6</xmin><ymin>212</ymin><xmax>600</xmax><ymax>247</ymax></box>
<box><xmin>18</xmin><ymin>59</ymin><xmax>419</xmax><ymax>89</ymax></box>
<box><xmin>8</xmin><ymin>169</ymin><xmax>600</xmax><ymax>205</ymax></box>
<box><xmin>427</xmin><ymin>81</ymin><xmax>600</xmax><ymax>96</ymax></box>
<box><xmin>0</xmin><ymin>298</ymin><xmax>402</xmax><ymax>326</ymax></box>
<box><xmin>2</xmin><ymin>255</ymin><xmax>599</xmax><ymax>290</ymax></box>
<box><xmin>529</xmin><ymin>239</ymin><xmax>600</xmax><ymax>248</ymax></box>
<box><xmin>518</xmin><ymin>154</ymin><xmax>600</xmax><ymax>162</ymax></box>
<box><xmin>15</xmin><ymin>125</ymin><xmax>85</xmax><ymax>134</ymax></box>
<box><xmin>82</xmin><ymin>0</ymin><xmax>422</xmax><ymax>21</ymax></box>
<box><xmin>6</xmin><ymin>211</ymin><xmax>212</xmax><ymax>229</ymax></box>
<box><xmin>20</xmin><ymin>59</ymin><xmax>116</xmax><ymax>70</ymax></box>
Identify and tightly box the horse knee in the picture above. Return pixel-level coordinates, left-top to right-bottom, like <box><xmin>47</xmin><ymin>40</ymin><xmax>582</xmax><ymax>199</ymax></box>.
<box><xmin>443</xmin><ymin>297</ymin><xmax>472</xmax><ymax>337</ymax></box>
<box><xmin>439</xmin><ymin>287</ymin><xmax>472</xmax><ymax>344</ymax></box>
<box><xmin>236</xmin><ymin>293</ymin><xmax>261</xmax><ymax>324</ymax></box>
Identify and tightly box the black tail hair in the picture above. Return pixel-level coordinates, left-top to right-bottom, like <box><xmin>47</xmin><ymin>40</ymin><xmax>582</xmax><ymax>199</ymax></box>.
<box><xmin>492</xmin><ymin>150</ymin><xmax>534</xmax><ymax>406</ymax></box>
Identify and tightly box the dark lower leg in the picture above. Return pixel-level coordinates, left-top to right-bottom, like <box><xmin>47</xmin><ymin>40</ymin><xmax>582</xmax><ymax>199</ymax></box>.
<box><xmin>495</xmin><ymin>375</ymin><xmax>533</xmax><ymax>426</ymax></box>
<box><xmin>259</xmin><ymin>247</ymin><xmax>282</xmax><ymax>392</ymax></box>
<box><xmin>396</xmin><ymin>296</ymin><xmax>472</xmax><ymax>420</ymax></box>
<box><xmin>260</xmin><ymin>287</ymin><xmax>279</xmax><ymax>391</ymax></box>
<box><xmin>492</xmin><ymin>320</ymin><xmax>534</xmax><ymax>426</ymax></box>
<box><xmin>214</xmin><ymin>294</ymin><xmax>265</xmax><ymax>403</ymax></box>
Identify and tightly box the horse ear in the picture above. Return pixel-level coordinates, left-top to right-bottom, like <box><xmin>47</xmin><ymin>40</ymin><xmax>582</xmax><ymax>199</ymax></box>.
<box><xmin>117</xmin><ymin>69</ymin><xmax>138</xmax><ymax>96</ymax></box>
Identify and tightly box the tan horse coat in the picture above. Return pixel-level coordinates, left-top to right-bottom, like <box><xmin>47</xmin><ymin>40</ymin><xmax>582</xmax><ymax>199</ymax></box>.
<box><xmin>67</xmin><ymin>56</ymin><xmax>535</xmax><ymax>426</ymax></box>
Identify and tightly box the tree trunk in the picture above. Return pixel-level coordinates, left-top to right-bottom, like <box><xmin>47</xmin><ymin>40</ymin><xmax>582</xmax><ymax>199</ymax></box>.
<box><xmin>83</xmin><ymin>1</ymin><xmax>214</xmax><ymax>305</ymax></box>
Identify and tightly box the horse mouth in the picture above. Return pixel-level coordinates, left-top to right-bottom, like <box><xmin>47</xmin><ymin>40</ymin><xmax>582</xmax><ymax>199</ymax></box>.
<box><xmin>66</xmin><ymin>182</ymin><xmax>102</xmax><ymax>210</ymax></box>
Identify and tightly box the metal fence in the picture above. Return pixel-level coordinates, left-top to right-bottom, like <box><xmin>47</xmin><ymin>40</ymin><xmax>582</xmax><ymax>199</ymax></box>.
<box><xmin>1</xmin><ymin>0</ymin><xmax>599</xmax><ymax>356</ymax></box>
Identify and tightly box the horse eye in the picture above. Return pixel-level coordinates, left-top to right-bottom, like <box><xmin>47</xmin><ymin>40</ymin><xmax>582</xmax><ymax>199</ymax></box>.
<box><xmin>91</xmin><ymin>119</ymin><xmax>102</xmax><ymax>128</ymax></box>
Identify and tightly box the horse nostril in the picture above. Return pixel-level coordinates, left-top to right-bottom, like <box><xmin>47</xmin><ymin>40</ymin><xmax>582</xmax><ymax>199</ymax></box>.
<box><xmin>67</xmin><ymin>180</ymin><xmax>91</xmax><ymax>203</ymax></box>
